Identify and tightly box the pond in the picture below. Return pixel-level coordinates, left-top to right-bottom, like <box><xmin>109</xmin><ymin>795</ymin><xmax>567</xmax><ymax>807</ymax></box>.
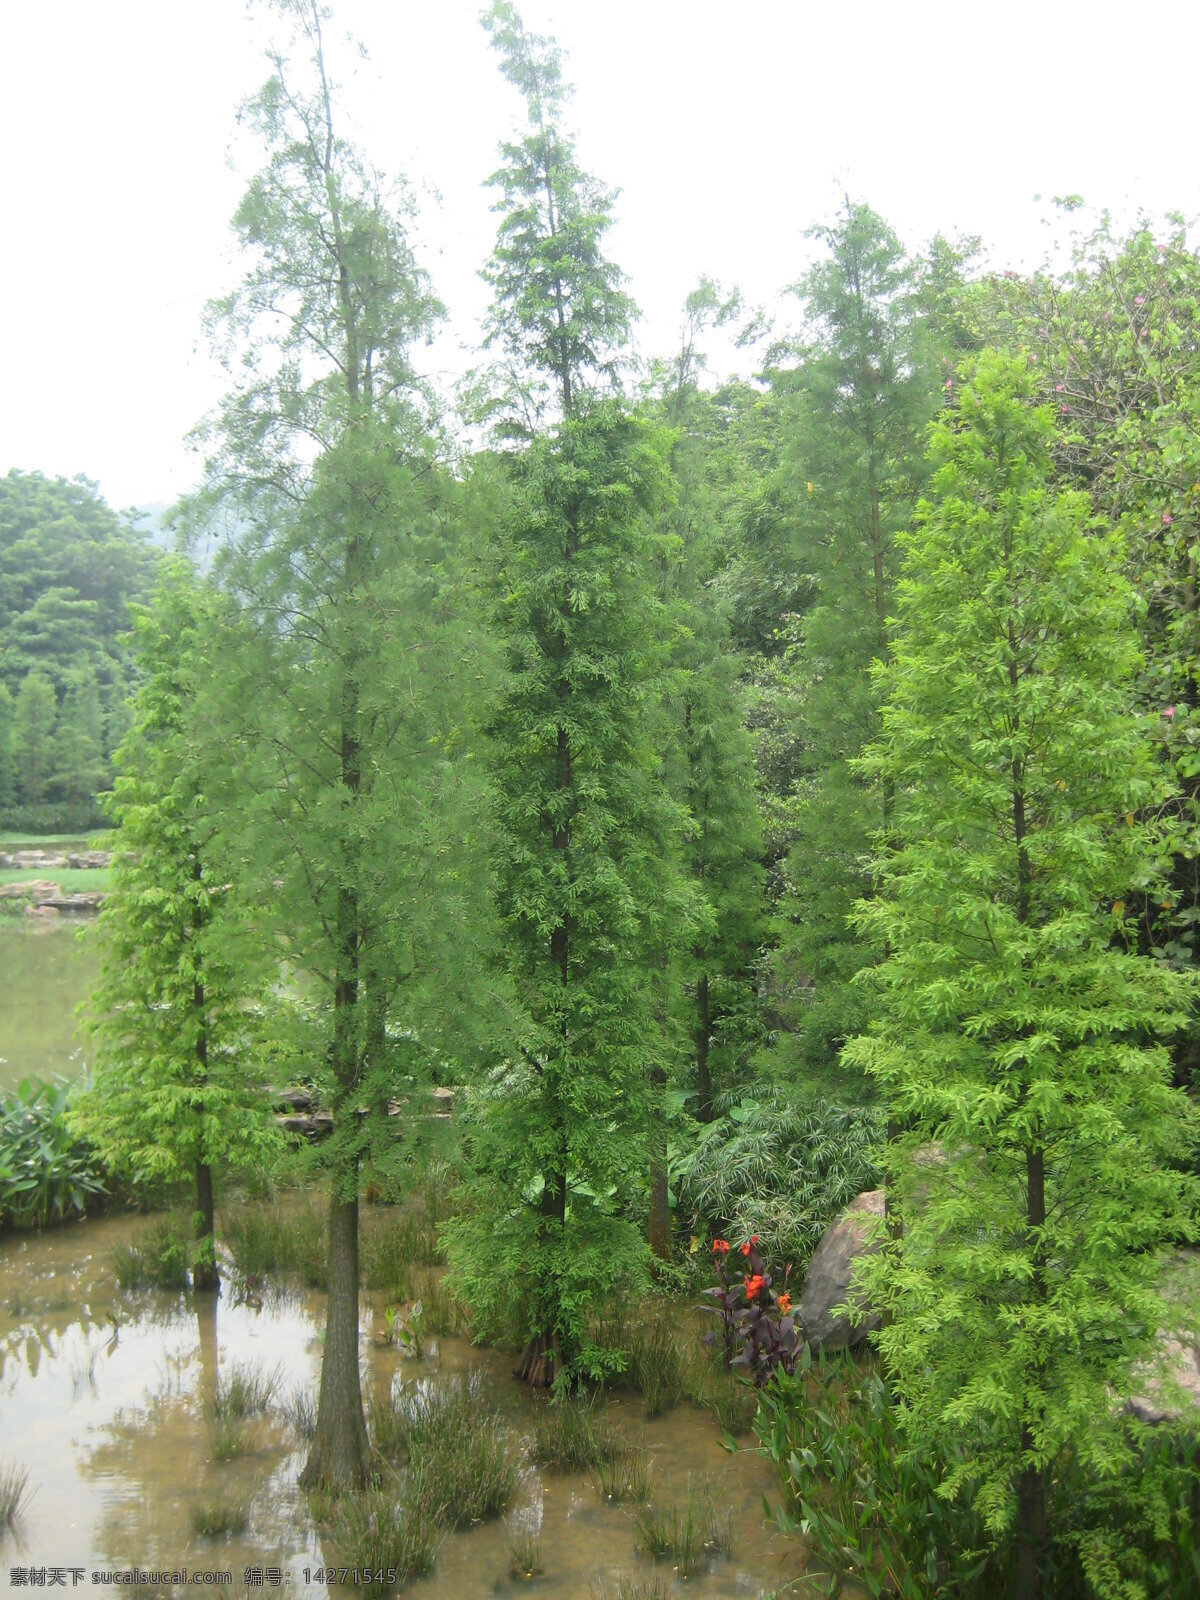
<box><xmin>0</xmin><ymin>1211</ymin><xmax>807</xmax><ymax>1598</ymax></box>
<box><xmin>0</xmin><ymin>918</ymin><xmax>99</xmax><ymax>1093</ymax></box>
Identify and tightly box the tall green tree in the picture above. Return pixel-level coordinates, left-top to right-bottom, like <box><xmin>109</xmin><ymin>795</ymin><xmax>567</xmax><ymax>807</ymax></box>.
<box><xmin>0</xmin><ymin>682</ymin><xmax>15</xmax><ymax>809</ymax></box>
<box><xmin>14</xmin><ymin>669</ymin><xmax>58</xmax><ymax>805</ymax></box>
<box><xmin>843</xmin><ymin>353</ymin><xmax>1199</xmax><ymax>1597</ymax></box>
<box><xmin>448</xmin><ymin>3</ymin><xmax>696</xmax><ymax>1384</ymax></box>
<box><xmin>193</xmin><ymin>0</ymin><xmax>485</xmax><ymax>1489</ymax></box>
<box><xmin>767</xmin><ymin>203</ymin><xmax>942</xmax><ymax>1087</ymax></box>
<box><xmin>52</xmin><ymin>665</ymin><xmax>106</xmax><ymax>809</ymax></box>
<box><xmin>70</xmin><ymin>564</ymin><xmax>279</xmax><ymax>1291</ymax></box>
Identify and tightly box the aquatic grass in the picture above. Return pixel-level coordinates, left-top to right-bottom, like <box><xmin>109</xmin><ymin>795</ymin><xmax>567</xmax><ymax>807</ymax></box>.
<box><xmin>530</xmin><ymin>1394</ymin><xmax>614</xmax><ymax>1471</ymax></box>
<box><xmin>68</xmin><ymin>1343</ymin><xmax>98</xmax><ymax>1397</ymax></box>
<box><xmin>625</xmin><ymin>1306</ymin><xmax>685</xmax><ymax>1418</ymax></box>
<box><xmin>589</xmin><ymin>1582</ymin><xmax>669</xmax><ymax>1600</ymax></box>
<box><xmin>360</xmin><ymin>1204</ymin><xmax>439</xmax><ymax>1291</ymax></box>
<box><xmin>279</xmin><ymin>1383</ymin><xmax>317</xmax><ymax>1442</ymax></box>
<box><xmin>369</xmin><ymin>1372</ymin><xmax>516</xmax><ymax>1528</ymax></box>
<box><xmin>211</xmin><ymin>1360</ymin><xmax>283</xmax><ymax>1420</ymax></box>
<box><xmin>327</xmin><ymin>1480</ymin><xmax>440</xmax><ymax>1596</ymax></box>
<box><xmin>222</xmin><ymin>1200</ymin><xmax>326</xmax><ymax>1288</ymax></box>
<box><xmin>110</xmin><ymin>1217</ymin><xmax>190</xmax><ymax>1291</ymax></box>
<box><xmin>190</xmin><ymin>1498</ymin><xmax>249</xmax><ymax>1537</ymax></box>
<box><xmin>210</xmin><ymin>1414</ymin><xmax>251</xmax><ymax>1462</ymax></box>
<box><xmin>593</xmin><ymin>1438</ymin><xmax>651</xmax><ymax>1503</ymax></box>
<box><xmin>0</xmin><ymin>1461</ymin><xmax>31</xmax><ymax>1529</ymax></box>
<box><xmin>507</xmin><ymin>1525</ymin><xmax>544</xmax><ymax>1580</ymax></box>
<box><xmin>632</xmin><ymin>1481</ymin><xmax>732</xmax><ymax>1577</ymax></box>
<box><xmin>411</xmin><ymin>1270</ymin><xmax>467</xmax><ymax>1337</ymax></box>
<box><xmin>685</xmin><ymin>1356</ymin><xmax>758</xmax><ymax>1436</ymax></box>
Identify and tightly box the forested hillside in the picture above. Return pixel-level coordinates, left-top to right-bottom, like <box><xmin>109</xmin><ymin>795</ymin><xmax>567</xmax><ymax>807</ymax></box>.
<box><xmin>7</xmin><ymin>3</ymin><xmax>1199</xmax><ymax>1596</ymax></box>
<box><xmin>0</xmin><ymin>470</ymin><xmax>158</xmax><ymax>827</ymax></box>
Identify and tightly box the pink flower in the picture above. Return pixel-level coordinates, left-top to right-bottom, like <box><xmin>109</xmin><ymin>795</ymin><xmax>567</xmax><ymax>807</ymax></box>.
<box><xmin>1134</xmin><ymin>295</ymin><xmax>1145</xmax><ymax>306</ymax></box>
<box><xmin>1029</xmin><ymin>353</ymin><xmax>1038</xmax><ymax>364</ymax></box>
<box><xmin>1060</xmin><ymin>405</ymin><xmax>1069</xmax><ymax>414</ymax></box>
<box><xmin>1163</xmin><ymin>513</ymin><xmax>1174</xmax><ymax>525</ymax></box>
<box><xmin>1055</xmin><ymin>384</ymin><xmax>1065</xmax><ymax>392</ymax></box>
<box><xmin>943</xmin><ymin>378</ymin><xmax>953</xmax><ymax>390</ymax></box>
<box><xmin>1164</xmin><ymin>705</ymin><xmax>1177</xmax><ymax>718</ymax></box>
<box><xmin>1158</xmin><ymin>244</ymin><xmax>1167</xmax><ymax>253</ymax></box>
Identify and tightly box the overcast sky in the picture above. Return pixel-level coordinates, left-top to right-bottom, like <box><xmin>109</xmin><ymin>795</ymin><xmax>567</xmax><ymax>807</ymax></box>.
<box><xmin>3</xmin><ymin>1</ymin><xmax>1198</xmax><ymax>513</ymax></box>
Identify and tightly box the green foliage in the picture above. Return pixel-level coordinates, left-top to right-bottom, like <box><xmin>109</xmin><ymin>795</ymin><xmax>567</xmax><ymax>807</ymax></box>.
<box><xmin>764</xmin><ymin>202</ymin><xmax>946</xmax><ymax>1085</ymax></box>
<box><xmin>69</xmin><ymin>566</ymin><xmax>280</xmax><ymax>1212</ymax></box>
<box><xmin>222</xmin><ymin>1199</ymin><xmax>326</xmax><ymax>1288</ymax></box>
<box><xmin>0</xmin><ymin>683</ymin><xmax>15</xmax><ymax>809</ymax></box>
<box><xmin>478</xmin><ymin>2</ymin><xmax>635</xmax><ymax>428</ymax></box>
<box><xmin>507</xmin><ymin>1525</ymin><xmax>544</xmax><ymax>1580</ymax></box>
<box><xmin>0</xmin><ymin>1076</ymin><xmax>106</xmax><ymax>1230</ymax></box>
<box><xmin>0</xmin><ymin>470</ymin><xmax>157</xmax><ymax>816</ymax></box>
<box><xmin>190</xmin><ymin>1498</ymin><xmax>249</xmax><ymax>1538</ymax></box>
<box><xmin>673</xmin><ymin>1086</ymin><xmax>882</xmax><ymax>1272</ymax></box>
<box><xmin>13</xmin><ymin>669</ymin><xmax>58</xmax><ymax>807</ymax></box>
<box><xmin>529</xmin><ymin>1394</ymin><xmax>614</xmax><ymax>1471</ymax></box>
<box><xmin>843</xmin><ymin>350</ymin><xmax>1200</xmax><ymax>1575</ymax></box>
<box><xmin>755</xmin><ymin>1350</ymin><xmax>995</xmax><ymax>1598</ymax></box>
<box><xmin>211</xmin><ymin>1361</ymin><xmax>283</xmax><ymax>1420</ymax></box>
<box><xmin>448</xmin><ymin>407</ymin><xmax>699</xmax><ymax>1379</ymax></box>
<box><xmin>592</xmin><ymin>1437</ymin><xmax>651</xmax><ymax>1502</ymax></box>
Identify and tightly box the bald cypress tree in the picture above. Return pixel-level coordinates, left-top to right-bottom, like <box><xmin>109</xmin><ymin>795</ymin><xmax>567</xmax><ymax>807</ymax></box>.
<box><xmin>447</xmin><ymin>3</ymin><xmax>698</xmax><ymax>1387</ymax></box>
<box><xmin>844</xmin><ymin>352</ymin><xmax>1199</xmax><ymax>1595</ymax></box>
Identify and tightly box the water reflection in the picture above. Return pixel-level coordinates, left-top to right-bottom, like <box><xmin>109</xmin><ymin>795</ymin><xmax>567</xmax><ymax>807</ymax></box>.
<box><xmin>0</xmin><ymin>1212</ymin><xmax>799</xmax><ymax>1597</ymax></box>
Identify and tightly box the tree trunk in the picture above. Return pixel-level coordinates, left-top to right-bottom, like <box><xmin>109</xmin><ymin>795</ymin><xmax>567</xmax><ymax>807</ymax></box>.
<box><xmin>1015</xmin><ymin>1437</ymin><xmax>1046</xmax><ymax>1600</ymax></box>
<box><xmin>694</xmin><ymin>971</ymin><xmax>713</xmax><ymax>1123</ymax></box>
<box><xmin>192</xmin><ymin>1159</ymin><xmax>219</xmax><ymax>1293</ymax></box>
<box><xmin>194</xmin><ymin>1280</ymin><xmax>219</xmax><ymax>1410</ymax></box>
<box><xmin>648</xmin><ymin>1148</ymin><xmax>670</xmax><ymax>1262</ymax></box>
<box><xmin>300</xmin><ymin>1191</ymin><xmax>373</xmax><ymax>1490</ymax></box>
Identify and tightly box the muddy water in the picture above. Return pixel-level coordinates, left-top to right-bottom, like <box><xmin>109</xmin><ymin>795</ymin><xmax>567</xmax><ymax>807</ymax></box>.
<box><xmin>0</xmin><ymin>1213</ymin><xmax>807</xmax><ymax>1597</ymax></box>
<box><xmin>0</xmin><ymin>919</ymin><xmax>99</xmax><ymax>1092</ymax></box>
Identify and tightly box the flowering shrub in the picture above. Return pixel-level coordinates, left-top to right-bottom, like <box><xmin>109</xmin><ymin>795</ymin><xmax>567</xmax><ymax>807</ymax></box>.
<box><xmin>701</xmin><ymin>1236</ymin><xmax>800</xmax><ymax>1383</ymax></box>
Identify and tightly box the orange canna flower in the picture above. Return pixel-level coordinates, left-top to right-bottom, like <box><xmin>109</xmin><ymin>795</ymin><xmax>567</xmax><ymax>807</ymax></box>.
<box><xmin>744</xmin><ymin>1274</ymin><xmax>766</xmax><ymax>1301</ymax></box>
<box><xmin>776</xmin><ymin>1293</ymin><xmax>792</xmax><ymax>1314</ymax></box>
<box><xmin>712</xmin><ymin>1238</ymin><xmax>730</xmax><ymax>1254</ymax></box>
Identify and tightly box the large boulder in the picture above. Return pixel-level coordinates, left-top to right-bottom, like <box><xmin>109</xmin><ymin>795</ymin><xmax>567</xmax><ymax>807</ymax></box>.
<box><xmin>798</xmin><ymin>1189</ymin><xmax>885</xmax><ymax>1353</ymax></box>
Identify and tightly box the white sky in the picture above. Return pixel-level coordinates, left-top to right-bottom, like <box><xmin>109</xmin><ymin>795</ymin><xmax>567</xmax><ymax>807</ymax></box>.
<box><xmin>3</xmin><ymin>0</ymin><xmax>1198</xmax><ymax>512</ymax></box>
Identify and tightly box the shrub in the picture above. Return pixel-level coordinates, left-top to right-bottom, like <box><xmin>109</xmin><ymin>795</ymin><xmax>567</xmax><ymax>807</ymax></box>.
<box><xmin>673</xmin><ymin>1087</ymin><xmax>882</xmax><ymax>1272</ymax></box>
<box><xmin>0</xmin><ymin>1077</ymin><xmax>106</xmax><ymax>1230</ymax></box>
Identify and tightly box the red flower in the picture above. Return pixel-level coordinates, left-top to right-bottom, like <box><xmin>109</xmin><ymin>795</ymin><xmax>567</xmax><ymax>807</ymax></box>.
<box><xmin>744</xmin><ymin>1274</ymin><xmax>766</xmax><ymax>1301</ymax></box>
<box><xmin>712</xmin><ymin>1239</ymin><xmax>730</xmax><ymax>1254</ymax></box>
<box><xmin>776</xmin><ymin>1292</ymin><xmax>792</xmax><ymax>1315</ymax></box>
<box><xmin>740</xmin><ymin>1241</ymin><xmax>751</xmax><ymax>1256</ymax></box>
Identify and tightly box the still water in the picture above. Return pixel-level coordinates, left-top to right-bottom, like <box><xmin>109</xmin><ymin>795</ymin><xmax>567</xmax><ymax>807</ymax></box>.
<box><xmin>0</xmin><ymin>919</ymin><xmax>99</xmax><ymax>1092</ymax></box>
<box><xmin>0</xmin><ymin>1213</ymin><xmax>804</xmax><ymax>1598</ymax></box>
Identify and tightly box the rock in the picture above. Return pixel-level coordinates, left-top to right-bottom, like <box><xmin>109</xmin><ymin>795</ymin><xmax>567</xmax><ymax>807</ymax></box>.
<box><xmin>1127</xmin><ymin>1250</ymin><xmax>1200</xmax><ymax>1427</ymax></box>
<box><xmin>798</xmin><ymin>1189</ymin><xmax>885</xmax><ymax>1353</ymax></box>
<box><xmin>0</xmin><ymin>878</ymin><xmax>60</xmax><ymax>900</ymax></box>
<box><xmin>66</xmin><ymin>850</ymin><xmax>110</xmax><ymax>869</ymax></box>
<box><xmin>272</xmin><ymin>1086</ymin><xmax>314</xmax><ymax>1111</ymax></box>
<box><xmin>24</xmin><ymin>903</ymin><xmax>59</xmax><ymax>919</ymax></box>
<box><xmin>37</xmin><ymin>891</ymin><xmax>105</xmax><ymax>913</ymax></box>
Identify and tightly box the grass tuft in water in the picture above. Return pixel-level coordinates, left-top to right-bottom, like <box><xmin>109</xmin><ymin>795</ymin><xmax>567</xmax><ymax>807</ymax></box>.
<box><xmin>369</xmin><ymin>1371</ymin><xmax>516</xmax><ymax>1528</ymax></box>
<box><xmin>0</xmin><ymin>1461</ymin><xmax>31</xmax><ymax>1529</ymax></box>
<box><xmin>589</xmin><ymin>1581</ymin><xmax>669</xmax><ymax>1600</ymax></box>
<box><xmin>530</xmin><ymin>1395</ymin><xmax>613</xmax><ymax>1471</ymax></box>
<box><xmin>507</xmin><ymin>1526</ymin><xmax>544</xmax><ymax>1580</ymax></box>
<box><xmin>211</xmin><ymin>1360</ymin><xmax>283</xmax><ymax>1420</ymax></box>
<box><xmin>190</xmin><ymin>1498</ymin><xmax>249</xmax><ymax>1538</ymax></box>
<box><xmin>632</xmin><ymin>1480</ymin><xmax>732</xmax><ymax>1577</ymax></box>
<box><xmin>279</xmin><ymin>1383</ymin><xmax>317</xmax><ymax>1442</ymax></box>
<box><xmin>223</xmin><ymin>1201</ymin><xmax>326</xmax><ymax>1288</ymax></box>
<box><xmin>593</xmin><ymin>1438</ymin><xmax>651</xmax><ymax>1503</ymax></box>
<box><xmin>210</xmin><ymin>1414</ymin><xmax>251</xmax><ymax>1462</ymax></box>
<box><xmin>625</xmin><ymin>1307</ymin><xmax>685</xmax><ymax>1418</ymax></box>
<box><xmin>111</xmin><ymin>1218</ymin><xmax>190</xmax><ymax>1291</ymax></box>
<box><xmin>327</xmin><ymin>1481</ymin><xmax>440</xmax><ymax>1597</ymax></box>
